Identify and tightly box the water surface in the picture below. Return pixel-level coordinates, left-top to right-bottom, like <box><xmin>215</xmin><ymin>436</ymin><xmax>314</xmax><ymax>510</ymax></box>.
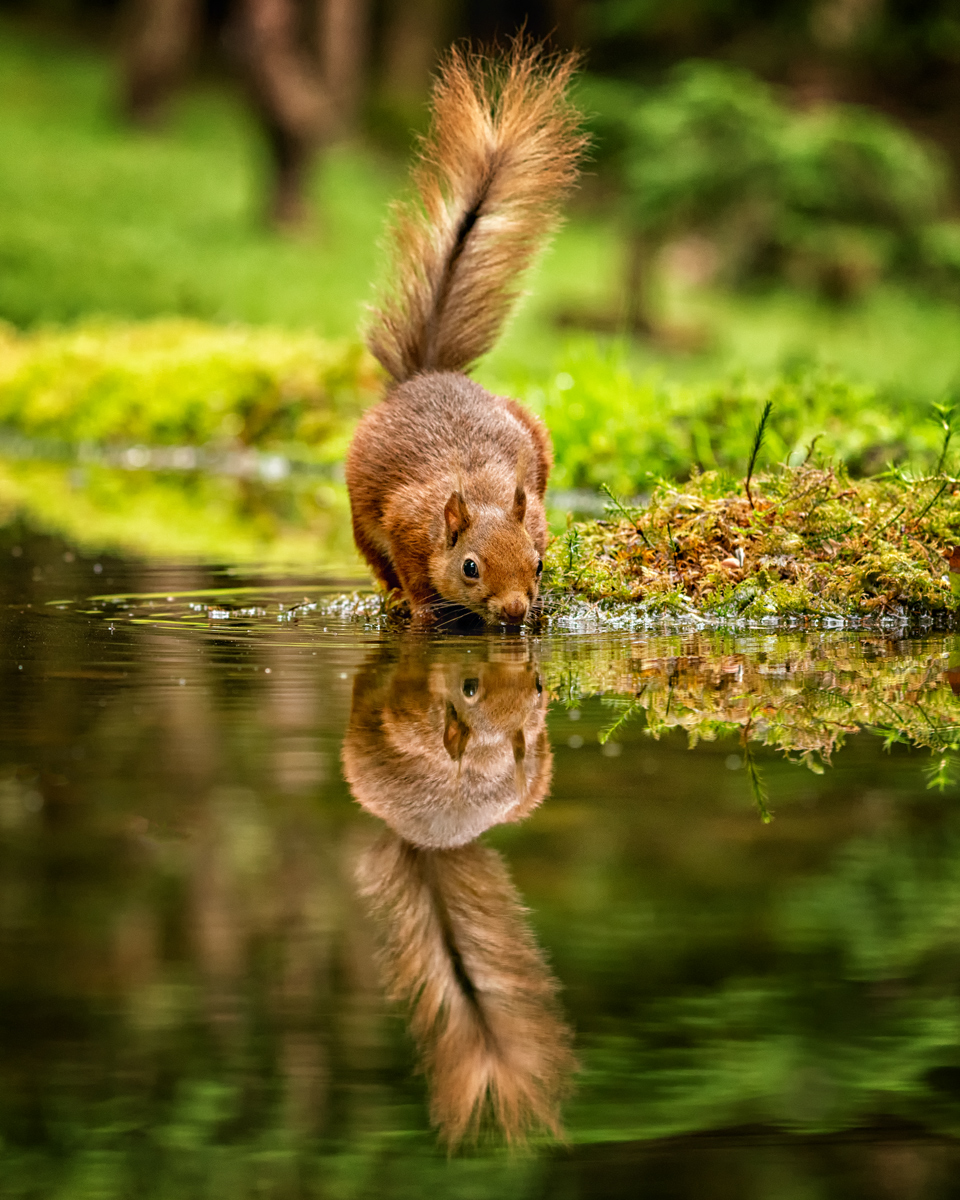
<box><xmin>3</xmin><ymin>525</ymin><xmax>960</xmax><ymax>1198</ymax></box>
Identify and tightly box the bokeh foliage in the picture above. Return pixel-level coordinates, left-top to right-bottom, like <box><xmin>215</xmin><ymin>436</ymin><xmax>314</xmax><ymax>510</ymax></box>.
<box><xmin>582</xmin><ymin>61</ymin><xmax>955</xmax><ymax>321</ymax></box>
<box><xmin>0</xmin><ymin>320</ymin><xmax>379</xmax><ymax>458</ymax></box>
<box><xmin>526</xmin><ymin>339</ymin><xmax>949</xmax><ymax>494</ymax></box>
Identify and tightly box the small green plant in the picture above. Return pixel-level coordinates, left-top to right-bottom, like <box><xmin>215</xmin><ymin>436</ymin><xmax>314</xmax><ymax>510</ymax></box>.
<box><xmin>598</xmin><ymin>691</ymin><xmax>646</xmax><ymax>745</ymax></box>
<box><xmin>925</xmin><ymin>751</ymin><xmax>960</xmax><ymax>792</ymax></box>
<box><xmin>744</xmin><ymin>399</ymin><xmax>774</xmax><ymax>509</ymax></box>
<box><xmin>933</xmin><ymin>400</ymin><xmax>958</xmax><ymax>475</ymax></box>
<box><xmin>743</xmin><ymin>741</ymin><xmax>772</xmax><ymax>823</ymax></box>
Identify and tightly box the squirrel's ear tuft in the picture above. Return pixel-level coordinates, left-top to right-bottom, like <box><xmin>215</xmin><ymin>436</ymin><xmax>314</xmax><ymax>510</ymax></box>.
<box><xmin>444</xmin><ymin>491</ymin><xmax>472</xmax><ymax>545</ymax></box>
<box><xmin>513</xmin><ymin>486</ymin><xmax>527</xmax><ymax>523</ymax></box>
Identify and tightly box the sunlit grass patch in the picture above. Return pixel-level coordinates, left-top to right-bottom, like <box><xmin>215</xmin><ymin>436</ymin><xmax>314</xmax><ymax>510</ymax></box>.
<box><xmin>0</xmin><ymin>319</ymin><xmax>380</xmax><ymax>461</ymax></box>
<box><xmin>545</xmin><ymin>462</ymin><xmax>960</xmax><ymax>621</ymax></box>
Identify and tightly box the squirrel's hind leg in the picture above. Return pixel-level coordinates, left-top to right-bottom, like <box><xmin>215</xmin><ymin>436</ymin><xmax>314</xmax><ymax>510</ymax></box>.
<box><xmin>352</xmin><ymin>521</ymin><xmax>403</xmax><ymax>594</ymax></box>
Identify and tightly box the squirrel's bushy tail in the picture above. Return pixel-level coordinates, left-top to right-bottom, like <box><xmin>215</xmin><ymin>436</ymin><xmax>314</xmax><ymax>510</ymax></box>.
<box><xmin>366</xmin><ymin>41</ymin><xmax>585</xmax><ymax>383</ymax></box>
<box><xmin>355</xmin><ymin>831</ymin><xmax>575</xmax><ymax>1146</ymax></box>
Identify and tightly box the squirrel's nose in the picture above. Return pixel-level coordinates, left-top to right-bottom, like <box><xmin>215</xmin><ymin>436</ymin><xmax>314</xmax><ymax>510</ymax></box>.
<box><xmin>500</xmin><ymin>596</ymin><xmax>528</xmax><ymax>624</ymax></box>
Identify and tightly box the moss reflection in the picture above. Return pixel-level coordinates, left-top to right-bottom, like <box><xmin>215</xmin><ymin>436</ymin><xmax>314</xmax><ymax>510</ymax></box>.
<box><xmin>548</xmin><ymin>632</ymin><xmax>960</xmax><ymax>770</ymax></box>
<box><xmin>0</xmin><ymin>456</ymin><xmax>363</xmax><ymax>568</ymax></box>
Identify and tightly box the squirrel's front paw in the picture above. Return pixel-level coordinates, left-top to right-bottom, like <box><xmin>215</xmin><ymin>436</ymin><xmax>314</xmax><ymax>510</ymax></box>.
<box><xmin>383</xmin><ymin>587</ymin><xmax>411</xmax><ymax>618</ymax></box>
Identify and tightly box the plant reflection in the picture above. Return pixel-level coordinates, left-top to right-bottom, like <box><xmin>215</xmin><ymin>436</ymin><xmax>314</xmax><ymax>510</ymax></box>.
<box><xmin>342</xmin><ymin>640</ymin><xmax>575</xmax><ymax>1145</ymax></box>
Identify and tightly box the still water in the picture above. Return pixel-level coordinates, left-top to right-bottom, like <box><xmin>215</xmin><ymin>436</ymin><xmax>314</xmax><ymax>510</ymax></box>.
<box><xmin>4</xmin><ymin>524</ymin><xmax>960</xmax><ymax>1198</ymax></box>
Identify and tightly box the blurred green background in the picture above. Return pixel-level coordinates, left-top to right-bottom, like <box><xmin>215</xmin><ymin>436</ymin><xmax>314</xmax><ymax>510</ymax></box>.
<box><xmin>5</xmin><ymin>0</ymin><xmax>960</xmax><ymax>556</ymax></box>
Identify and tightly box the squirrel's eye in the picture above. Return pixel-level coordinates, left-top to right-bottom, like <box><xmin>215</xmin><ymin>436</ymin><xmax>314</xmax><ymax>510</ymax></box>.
<box><xmin>536</xmin><ymin>559</ymin><xmax>543</xmax><ymax>577</ymax></box>
<box><xmin>462</xmin><ymin>677</ymin><xmax>479</xmax><ymax>698</ymax></box>
<box><xmin>535</xmin><ymin>675</ymin><xmax>543</xmax><ymax>695</ymax></box>
<box><xmin>462</xmin><ymin>558</ymin><xmax>480</xmax><ymax>579</ymax></box>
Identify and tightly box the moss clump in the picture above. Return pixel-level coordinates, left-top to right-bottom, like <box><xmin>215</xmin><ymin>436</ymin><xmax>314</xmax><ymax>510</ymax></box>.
<box><xmin>0</xmin><ymin>320</ymin><xmax>381</xmax><ymax>461</ymax></box>
<box><xmin>545</xmin><ymin>463</ymin><xmax>960</xmax><ymax>620</ymax></box>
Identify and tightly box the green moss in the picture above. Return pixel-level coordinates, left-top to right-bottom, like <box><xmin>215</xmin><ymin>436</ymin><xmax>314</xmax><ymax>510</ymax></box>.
<box><xmin>0</xmin><ymin>319</ymin><xmax>380</xmax><ymax>459</ymax></box>
<box><xmin>545</xmin><ymin>462</ymin><xmax>960</xmax><ymax>620</ymax></box>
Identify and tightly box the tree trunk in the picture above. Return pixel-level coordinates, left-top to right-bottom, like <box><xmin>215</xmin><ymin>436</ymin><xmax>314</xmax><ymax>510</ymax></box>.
<box><xmin>380</xmin><ymin>0</ymin><xmax>446</xmax><ymax>105</ymax></box>
<box><xmin>318</xmin><ymin>0</ymin><xmax>368</xmax><ymax>132</ymax></box>
<box><xmin>237</xmin><ymin>0</ymin><xmax>334</xmax><ymax>227</ymax></box>
<box><xmin>624</xmin><ymin>230</ymin><xmax>655</xmax><ymax>336</ymax></box>
<box><xmin>121</xmin><ymin>0</ymin><xmax>201</xmax><ymax>126</ymax></box>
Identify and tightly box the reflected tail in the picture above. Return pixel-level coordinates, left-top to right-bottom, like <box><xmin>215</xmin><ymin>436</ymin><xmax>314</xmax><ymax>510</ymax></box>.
<box><xmin>356</xmin><ymin>830</ymin><xmax>575</xmax><ymax>1145</ymax></box>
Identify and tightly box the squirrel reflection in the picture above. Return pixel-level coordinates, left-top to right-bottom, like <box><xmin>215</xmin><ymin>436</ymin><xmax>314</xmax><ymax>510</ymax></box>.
<box><xmin>341</xmin><ymin>641</ymin><xmax>574</xmax><ymax>1145</ymax></box>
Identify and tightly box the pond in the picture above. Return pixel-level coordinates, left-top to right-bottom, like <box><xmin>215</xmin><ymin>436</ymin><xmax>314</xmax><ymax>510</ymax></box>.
<box><xmin>3</xmin><ymin>519</ymin><xmax>960</xmax><ymax>1199</ymax></box>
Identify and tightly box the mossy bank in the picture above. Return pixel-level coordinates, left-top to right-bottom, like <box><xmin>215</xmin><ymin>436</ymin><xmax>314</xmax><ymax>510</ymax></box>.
<box><xmin>544</xmin><ymin>462</ymin><xmax>960</xmax><ymax>623</ymax></box>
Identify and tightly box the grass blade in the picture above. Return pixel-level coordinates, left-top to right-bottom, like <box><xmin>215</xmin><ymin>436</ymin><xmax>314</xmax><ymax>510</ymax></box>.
<box><xmin>745</xmin><ymin>399</ymin><xmax>774</xmax><ymax>510</ymax></box>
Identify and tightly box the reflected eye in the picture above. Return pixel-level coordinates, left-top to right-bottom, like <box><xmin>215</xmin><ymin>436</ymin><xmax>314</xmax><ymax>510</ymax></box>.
<box><xmin>535</xmin><ymin>675</ymin><xmax>542</xmax><ymax>695</ymax></box>
<box><xmin>462</xmin><ymin>677</ymin><xmax>479</xmax><ymax>698</ymax></box>
<box><xmin>536</xmin><ymin>559</ymin><xmax>543</xmax><ymax>577</ymax></box>
<box><xmin>462</xmin><ymin>559</ymin><xmax>480</xmax><ymax>580</ymax></box>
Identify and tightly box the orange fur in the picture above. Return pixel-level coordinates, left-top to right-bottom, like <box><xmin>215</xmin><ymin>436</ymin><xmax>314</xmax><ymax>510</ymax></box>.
<box><xmin>367</xmin><ymin>41</ymin><xmax>585</xmax><ymax>381</ymax></box>
<box><xmin>355</xmin><ymin>832</ymin><xmax>575</xmax><ymax>1146</ymax></box>
<box><xmin>341</xmin><ymin>640</ymin><xmax>551</xmax><ymax>848</ymax></box>
<box><xmin>346</xmin><ymin>42</ymin><xmax>584</xmax><ymax>625</ymax></box>
<box><xmin>344</xmin><ymin>640</ymin><xmax>572</xmax><ymax>1143</ymax></box>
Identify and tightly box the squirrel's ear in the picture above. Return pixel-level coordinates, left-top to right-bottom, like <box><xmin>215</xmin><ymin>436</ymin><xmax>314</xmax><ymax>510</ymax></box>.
<box><xmin>513</xmin><ymin>485</ymin><xmax>527</xmax><ymax>523</ymax></box>
<box><xmin>444</xmin><ymin>491</ymin><xmax>471</xmax><ymax>546</ymax></box>
<box><xmin>443</xmin><ymin>702</ymin><xmax>471</xmax><ymax>761</ymax></box>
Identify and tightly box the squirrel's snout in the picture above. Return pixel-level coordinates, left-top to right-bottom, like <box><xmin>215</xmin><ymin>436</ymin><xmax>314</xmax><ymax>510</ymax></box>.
<box><xmin>498</xmin><ymin>596</ymin><xmax>529</xmax><ymax>625</ymax></box>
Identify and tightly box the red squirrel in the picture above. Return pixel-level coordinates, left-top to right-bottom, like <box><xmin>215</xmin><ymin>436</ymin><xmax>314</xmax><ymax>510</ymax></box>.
<box><xmin>346</xmin><ymin>43</ymin><xmax>584</xmax><ymax>625</ymax></box>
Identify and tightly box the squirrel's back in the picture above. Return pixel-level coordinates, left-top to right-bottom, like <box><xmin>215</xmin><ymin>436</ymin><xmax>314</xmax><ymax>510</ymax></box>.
<box><xmin>365</xmin><ymin>41</ymin><xmax>585</xmax><ymax>383</ymax></box>
<box><xmin>347</xmin><ymin>372</ymin><xmax>550</xmax><ymax>516</ymax></box>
